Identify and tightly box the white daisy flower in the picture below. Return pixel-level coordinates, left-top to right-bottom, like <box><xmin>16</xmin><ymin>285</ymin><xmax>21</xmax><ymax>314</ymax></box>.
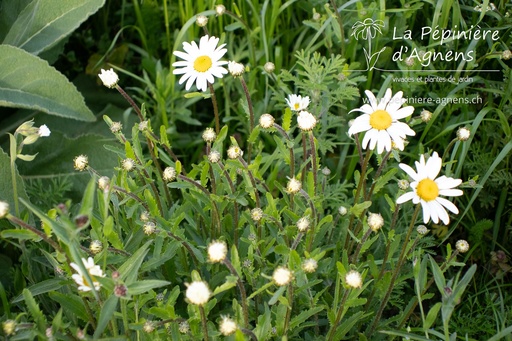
<box><xmin>207</xmin><ymin>240</ymin><xmax>228</xmax><ymax>263</ymax></box>
<box><xmin>297</xmin><ymin>110</ymin><xmax>317</xmax><ymax>131</ymax></box>
<box><xmin>396</xmin><ymin>151</ymin><xmax>463</xmax><ymax>225</ymax></box>
<box><xmin>70</xmin><ymin>257</ymin><xmax>105</xmax><ymax>292</ymax></box>
<box><xmin>272</xmin><ymin>267</ymin><xmax>293</xmax><ymax>286</ymax></box>
<box><xmin>345</xmin><ymin>270</ymin><xmax>362</xmax><ymax>288</ymax></box>
<box><xmin>98</xmin><ymin>68</ymin><xmax>119</xmax><ymax>88</ymax></box>
<box><xmin>172</xmin><ymin>35</ymin><xmax>228</xmax><ymax>91</ymax></box>
<box><xmin>286</xmin><ymin>94</ymin><xmax>310</xmax><ymax>111</ymax></box>
<box><xmin>348</xmin><ymin>88</ymin><xmax>415</xmax><ymax>154</ymax></box>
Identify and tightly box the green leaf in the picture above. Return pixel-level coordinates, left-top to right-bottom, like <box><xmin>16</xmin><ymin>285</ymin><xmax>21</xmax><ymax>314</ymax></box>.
<box><xmin>0</xmin><ymin>229</ymin><xmax>41</xmax><ymax>241</ymax></box>
<box><xmin>48</xmin><ymin>292</ymin><xmax>89</xmax><ymax>322</ymax></box>
<box><xmin>349</xmin><ymin>201</ymin><xmax>372</xmax><ymax>217</ymax></box>
<box><xmin>289</xmin><ymin>306</ymin><xmax>324</xmax><ymax>329</ymax></box>
<box><xmin>2</xmin><ymin>0</ymin><xmax>106</xmax><ymax>55</ymax></box>
<box><xmin>127</xmin><ymin>280</ymin><xmax>171</xmax><ymax>296</ymax></box>
<box><xmin>0</xmin><ymin>45</ymin><xmax>95</xmax><ymax>121</ymax></box>
<box><xmin>268</xmin><ymin>285</ymin><xmax>287</xmax><ymax>305</ymax></box>
<box><xmin>13</xmin><ymin>279</ymin><xmax>63</xmax><ymax>303</ymax></box>
<box><xmin>372</xmin><ymin>168</ymin><xmax>398</xmax><ymax>195</ymax></box>
<box><xmin>94</xmin><ymin>295</ymin><xmax>119</xmax><ymax>339</ymax></box>
<box><xmin>212</xmin><ymin>276</ymin><xmax>238</xmax><ymax>296</ymax></box>
<box><xmin>22</xmin><ymin>288</ymin><xmax>46</xmax><ymax>333</ymax></box>
<box><xmin>424</xmin><ymin>302</ymin><xmax>441</xmax><ymax>330</ymax></box>
<box><xmin>118</xmin><ymin>240</ymin><xmax>153</xmax><ymax>284</ymax></box>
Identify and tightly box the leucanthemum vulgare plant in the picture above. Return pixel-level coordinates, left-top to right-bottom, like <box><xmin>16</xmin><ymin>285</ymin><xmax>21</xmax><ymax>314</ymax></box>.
<box><xmin>0</xmin><ymin>8</ymin><xmax>485</xmax><ymax>341</ymax></box>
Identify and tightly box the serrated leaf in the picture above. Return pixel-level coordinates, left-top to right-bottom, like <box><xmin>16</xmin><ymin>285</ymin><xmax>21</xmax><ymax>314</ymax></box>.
<box><xmin>2</xmin><ymin>0</ymin><xmax>105</xmax><ymax>55</ymax></box>
<box><xmin>349</xmin><ymin>201</ymin><xmax>372</xmax><ymax>217</ymax></box>
<box><xmin>0</xmin><ymin>45</ymin><xmax>95</xmax><ymax>121</ymax></box>
<box><xmin>13</xmin><ymin>279</ymin><xmax>63</xmax><ymax>303</ymax></box>
<box><xmin>0</xmin><ymin>229</ymin><xmax>41</xmax><ymax>241</ymax></box>
<box><xmin>22</xmin><ymin>288</ymin><xmax>46</xmax><ymax>333</ymax></box>
<box><xmin>283</xmin><ymin>107</ymin><xmax>292</xmax><ymax>131</ymax></box>
<box><xmin>118</xmin><ymin>240</ymin><xmax>153</xmax><ymax>284</ymax></box>
<box><xmin>372</xmin><ymin>168</ymin><xmax>398</xmax><ymax>195</ymax></box>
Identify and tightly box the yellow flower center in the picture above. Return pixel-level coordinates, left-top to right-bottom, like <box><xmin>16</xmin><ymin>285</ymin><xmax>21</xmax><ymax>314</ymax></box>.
<box><xmin>416</xmin><ymin>178</ymin><xmax>439</xmax><ymax>201</ymax></box>
<box><xmin>369</xmin><ymin>109</ymin><xmax>392</xmax><ymax>130</ymax></box>
<box><xmin>294</xmin><ymin>103</ymin><xmax>300</xmax><ymax>110</ymax></box>
<box><xmin>194</xmin><ymin>55</ymin><xmax>212</xmax><ymax>72</ymax></box>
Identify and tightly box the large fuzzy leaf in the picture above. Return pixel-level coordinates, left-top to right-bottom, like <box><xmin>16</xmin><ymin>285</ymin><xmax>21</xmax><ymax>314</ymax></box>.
<box><xmin>2</xmin><ymin>0</ymin><xmax>105</xmax><ymax>56</ymax></box>
<box><xmin>0</xmin><ymin>45</ymin><xmax>95</xmax><ymax>121</ymax></box>
<box><xmin>0</xmin><ymin>147</ymin><xmax>29</xmax><ymax>213</ymax></box>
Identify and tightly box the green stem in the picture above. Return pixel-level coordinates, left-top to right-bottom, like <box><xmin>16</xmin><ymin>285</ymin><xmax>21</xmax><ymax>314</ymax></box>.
<box><xmin>223</xmin><ymin>259</ymin><xmax>249</xmax><ymax>328</ymax></box>
<box><xmin>240</xmin><ymin>77</ymin><xmax>255</xmax><ymax>162</ymax></box>
<box><xmin>308</xmin><ymin>131</ymin><xmax>318</xmax><ymax>196</ymax></box>
<box><xmin>199</xmin><ymin>305</ymin><xmax>209</xmax><ymax>341</ymax></box>
<box><xmin>208</xmin><ymin>83</ymin><xmax>220</xmax><ymax>134</ymax></box>
<box><xmin>366</xmin><ymin>204</ymin><xmax>421</xmax><ymax>337</ymax></box>
<box><xmin>327</xmin><ymin>288</ymin><xmax>350</xmax><ymax>341</ymax></box>
<box><xmin>283</xmin><ymin>284</ymin><xmax>294</xmax><ymax>336</ymax></box>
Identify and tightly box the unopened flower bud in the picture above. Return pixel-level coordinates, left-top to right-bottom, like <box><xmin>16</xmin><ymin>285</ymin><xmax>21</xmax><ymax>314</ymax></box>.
<box><xmin>286</xmin><ymin>177</ymin><xmax>302</xmax><ymax>194</ymax></box>
<box><xmin>0</xmin><ymin>201</ymin><xmax>9</xmax><ymax>219</ymax></box>
<box><xmin>207</xmin><ymin>241</ymin><xmax>228</xmax><ymax>263</ymax></box>
<box><xmin>215</xmin><ymin>4</ymin><xmax>226</xmax><ymax>15</ymax></box>
<box><xmin>456</xmin><ymin>127</ymin><xmax>470</xmax><ymax>141</ymax></box>
<box><xmin>296</xmin><ymin>216</ymin><xmax>310</xmax><ymax>232</ymax></box>
<box><xmin>368</xmin><ymin>213</ymin><xmax>384</xmax><ymax>232</ymax></box>
<box><xmin>338</xmin><ymin>206</ymin><xmax>348</xmax><ymax>216</ymax></box>
<box><xmin>202</xmin><ymin>127</ymin><xmax>216</xmax><ymax>143</ymax></box>
<box><xmin>74</xmin><ymin>155</ymin><xmax>89</xmax><ymax>171</ymax></box>
<box><xmin>219</xmin><ymin>316</ymin><xmax>237</xmax><ymax>336</ymax></box>
<box><xmin>264</xmin><ymin>62</ymin><xmax>275</xmax><ymax>73</ymax></box>
<box><xmin>143</xmin><ymin>321</ymin><xmax>155</xmax><ymax>333</ymax></box>
<box><xmin>345</xmin><ymin>270</ymin><xmax>362</xmax><ymax>288</ymax></box>
<box><xmin>302</xmin><ymin>258</ymin><xmax>318</xmax><ymax>273</ymax></box>
<box><xmin>259</xmin><ymin>114</ymin><xmax>275</xmax><ymax>129</ymax></box>
<box><xmin>196</xmin><ymin>15</ymin><xmax>208</xmax><ymax>27</ymax></box>
<box><xmin>98</xmin><ymin>68</ymin><xmax>119</xmax><ymax>88</ymax></box>
<box><xmin>110</xmin><ymin>122</ymin><xmax>123</xmax><ymax>133</ymax></box>
<box><xmin>398</xmin><ymin>179</ymin><xmax>409</xmax><ymax>190</ymax></box>
<box><xmin>420</xmin><ymin>109</ymin><xmax>432</xmax><ymax>122</ymax></box>
<box><xmin>122</xmin><ymin>158</ymin><xmax>135</xmax><ymax>171</ymax></box>
<box><xmin>3</xmin><ymin>320</ymin><xmax>16</xmax><ymax>336</ymax></box>
<box><xmin>114</xmin><ymin>284</ymin><xmax>127</xmax><ymax>297</ymax></box>
<box><xmin>228</xmin><ymin>61</ymin><xmax>245</xmax><ymax>77</ymax></box>
<box><xmin>208</xmin><ymin>150</ymin><xmax>221</xmax><ymax>163</ymax></box>
<box><xmin>89</xmin><ymin>240</ymin><xmax>103</xmax><ymax>254</ymax></box>
<box><xmin>98</xmin><ymin>176</ymin><xmax>110</xmax><ymax>191</ymax></box>
<box><xmin>455</xmin><ymin>240</ymin><xmax>469</xmax><ymax>253</ymax></box>
<box><xmin>227</xmin><ymin>146</ymin><xmax>243</xmax><ymax>159</ymax></box>
<box><xmin>143</xmin><ymin>222</ymin><xmax>157</xmax><ymax>235</ymax></box>
<box><xmin>163</xmin><ymin>167</ymin><xmax>176</xmax><ymax>182</ymax></box>
<box><xmin>272</xmin><ymin>267</ymin><xmax>293</xmax><ymax>286</ymax></box>
<box><xmin>251</xmin><ymin>208</ymin><xmax>263</xmax><ymax>222</ymax></box>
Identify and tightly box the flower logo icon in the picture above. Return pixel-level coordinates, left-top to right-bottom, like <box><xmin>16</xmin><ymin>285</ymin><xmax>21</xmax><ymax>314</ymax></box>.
<box><xmin>351</xmin><ymin>18</ymin><xmax>386</xmax><ymax>71</ymax></box>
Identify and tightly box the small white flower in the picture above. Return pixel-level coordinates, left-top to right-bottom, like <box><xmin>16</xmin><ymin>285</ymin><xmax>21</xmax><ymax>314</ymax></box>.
<box><xmin>313</xmin><ymin>12</ymin><xmax>321</xmax><ymax>21</ymax></box>
<box><xmin>138</xmin><ymin>121</ymin><xmax>149</xmax><ymax>131</ymax></box>
<box><xmin>3</xmin><ymin>320</ymin><xmax>16</xmax><ymax>336</ymax></box>
<box><xmin>227</xmin><ymin>145</ymin><xmax>243</xmax><ymax>159</ymax></box>
<box><xmin>140</xmin><ymin>211</ymin><xmax>150</xmax><ymax>222</ymax></box>
<box><xmin>264</xmin><ymin>62</ymin><xmax>275</xmax><ymax>73</ymax></box>
<box><xmin>502</xmin><ymin>50</ymin><xmax>512</xmax><ymax>60</ymax></box>
<box><xmin>396</xmin><ymin>151</ymin><xmax>463</xmax><ymax>225</ymax></box>
<box><xmin>70</xmin><ymin>257</ymin><xmax>105</xmax><ymax>292</ymax></box>
<box><xmin>286</xmin><ymin>94</ymin><xmax>310</xmax><ymax>112</ymax></box>
<box><xmin>173</xmin><ymin>35</ymin><xmax>228</xmax><ymax>91</ymax></box>
<box><xmin>38</xmin><ymin>125</ymin><xmax>51</xmax><ymax>137</ymax></box>
<box><xmin>219</xmin><ymin>316</ymin><xmax>237</xmax><ymax>336</ymax></box>
<box><xmin>185</xmin><ymin>281</ymin><xmax>211</xmax><ymax>305</ymax></box>
<box><xmin>348</xmin><ymin>88</ymin><xmax>416</xmax><ymax>154</ymax></box>
<box><xmin>321</xmin><ymin>167</ymin><xmax>331</xmax><ymax>176</ymax></box>
<box><xmin>122</xmin><ymin>158</ymin><xmax>136</xmax><ymax>171</ymax></box>
<box><xmin>405</xmin><ymin>57</ymin><xmax>415</xmax><ymax>66</ymax></box>
<box><xmin>420</xmin><ymin>109</ymin><xmax>432</xmax><ymax>122</ymax></box>
<box><xmin>208</xmin><ymin>150</ymin><xmax>221</xmax><ymax>163</ymax></box>
<box><xmin>163</xmin><ymin>167</ymin><xmax>177</xmax><ymax>182</ymax></box>
<box><xmin>259</xmin><ymin>114</ymin><xmax>275</xmax><ymax>129</ymax></box>
<box><xmin>89</xmin><ymin>240</ymin><xmax>103</xmax><ymax>254</ymax></box>
<box><xmin>178</xmin><ymin>321</ymin><xmax>190</xmax><ymax>334</ymax></box>
<box><xmin>398</xmin><ymin>179</ymin><xmax>410</xmax><ymax>190</ymax></box>
<box><xmin>143</xmin><ymin>222</ymin><xmax>157</xmax><ymax>235</ymax></box>
<box><xmin>286</xmin><ymin>177</ymin><xmax>302</xmax><ymax>194</ymax></box>
<box><xmin>302</xmin><ymin>258</ymin><xmax>318</xmax><ymax>273</ymax></box>
<box><xmin>0</xmin><ymin>201</ymin><xmax>9</xmax><ymax>219</ymax></box>
<box><xmin>368</xmin><ymin>213</ymin><xmax>384</xmax><ymax>231</ymax></box>
<box><xmin>97</xmin><ymin>176</ymin><xmax>110</xmax><ymax>191</ymax></box>
<box><xmin>215</xmin><ymin>4</ymin><xmax>226</xmax><ymax>15</ymax></box>
<box><xmin>456</xmin><ymin>127</ymin><xmax>471</xmax><ymax>141</ymax></box>
<box><xmin>272</xmin><ymin>267</ymin><xmax>293</xmax><ymax>286</ymax></box>
<box><xmin>455</xmin><ymin>240</ymin><xmax>469</xmax><ymax>253</ymax></box>
<box><xmin>416</xmin><ymin>225</ymin><xmax>429</xmax><ymax>235</ymax></box>
<box><xmin>338</xmin><ymin>206</ymin><xmax>348</xmax><ymax>216</ymax></box>
<box><xmin>345</xmin><ymin>270</ymin><xmax>362</xmax><ymax>288</ymax></box>
<box><xmin>196</xmin><ymin>15</ymin><xmax>208</xmax><ymax>27</ymax></box>
<box><xmin>207</xmin><ymin>241</ymin><xmax>228</xmax><ymax>263</ymax></box>
<box><xmin>297</xmin><ymin>216</ymin><xmax>310</xmax><ymax>232</ymax></box>
<box><xmin>98</xmin><ymin>68</ymin><xmax>119</xmax><ymax>88</ymax></box>
<box><xmin>228</xmin><ymin>61</ymin><xmax>245</xmax><ymax>77</ymax></box>
<box><xmin>251</xmin><ymin>208</ymin><xmax>264</xmax><ymax>222</ymax></box>
<box><xmin>110</xmin><ymin>122</ymin><xmax>123</xmax><ymax>133</ymax></box>
<box><xmin>202</xmin><ymin>127</ymin><xmax>217</xmax><ymax>143</ymax></box>
<box><xmin>297</xmin><ymin>110</ymin><xmax>317</xmax><ymax>131</ymax></box>
<box><xmin>143</xmin><ymin>321</ymin><xmax>155</xmax><ymax>333</ymax></box>
<box><xmin>74</xmin><ymin>155</ymin><xmax>89</xmax><ymax>171</ymax></box>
